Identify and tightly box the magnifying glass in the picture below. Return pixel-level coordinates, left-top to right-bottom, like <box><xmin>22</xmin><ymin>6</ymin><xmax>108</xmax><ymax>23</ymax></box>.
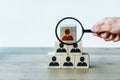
<box><xmin>55</xmin><ymin>17</ymin><xmax>92</xmax><ymax>45</ymax></box>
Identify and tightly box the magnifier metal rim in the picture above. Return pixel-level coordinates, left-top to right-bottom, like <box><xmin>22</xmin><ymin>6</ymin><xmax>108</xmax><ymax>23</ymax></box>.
<box><xmin>55</xmin><ymin>17</ymin><xmax>84</xmax><ymax>45</ymax></box>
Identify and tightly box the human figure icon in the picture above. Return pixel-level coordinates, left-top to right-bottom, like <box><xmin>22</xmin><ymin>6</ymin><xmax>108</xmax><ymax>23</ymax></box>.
<box><xmin>49</xmin><ymin>56</ymin><xmax>59</xmax><ymax>66</ymax></box>
<box><xmin>63</xmin><ymin>56</ymin><xmax>73</xmax><ymax>66</ymax></box>
<box><xmin>56</xmin><ymin>43</ymin><xmax>67</xmax><ymax>52</ymax></box>
<box><xmin>77</xmin><ymin>56</ymin><xmax>87</xmax><ymax>66</ymax></box>
<box><xmin>62</xmin><ymin>28</ymin><xmax>74</xmax><ymax>41</ymax></box>
<box><xmin>70</xmin><ymin>43</ymin><xmax>81</xmax><ymax>53</ymax></box>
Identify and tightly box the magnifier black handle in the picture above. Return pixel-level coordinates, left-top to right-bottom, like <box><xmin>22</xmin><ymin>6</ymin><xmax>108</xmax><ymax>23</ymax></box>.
<box><xmin>84</xmin><ymin>29</ymin><xmax>92</xmax><ymax>33</ymax></box>
<box><xmin>84</xmin><ymin>29</ymin><xmax>105</xmax><ymax>34</ymax></box>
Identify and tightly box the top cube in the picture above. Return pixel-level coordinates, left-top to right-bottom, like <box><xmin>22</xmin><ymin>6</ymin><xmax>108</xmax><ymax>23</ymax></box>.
<box><xmin>60</xmin><ymin>25</ymin><xmax>76</xmax><ymax>44</ymax></box>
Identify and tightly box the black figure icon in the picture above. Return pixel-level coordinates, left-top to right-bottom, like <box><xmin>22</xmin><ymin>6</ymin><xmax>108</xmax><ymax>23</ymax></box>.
<box><xmin>49</xmin><ymin>56</ymin><xmax>59</xmax><ymax>66</ymax></box>
<box><xmin>63</xmin><ymin>56</ymin><xmax>73</xmax><ymax>66</ymax></box>
<box><xmin>77</xmin><ymin>56</ymin><xmax>87</xmax><ymax>66</ymax></box>
<box><xmin>56</xmin><ymin>43</ymin><xmax>67</xmax><ymax>52</ymax></box>
<box><xmin>70</xmin><ymin>43</ymin><xmax>81</xmax><ymax>53</ymax></box>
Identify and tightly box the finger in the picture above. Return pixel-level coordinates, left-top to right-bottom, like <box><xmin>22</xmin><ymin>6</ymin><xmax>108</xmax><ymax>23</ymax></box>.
<box><xmin>99</xmin><ymin>32</ymin><xmax>110</xmax><ymax>39</ymax></box>
<box><xmin>91</xmin><ymin>19</ymin><xmax>105</xmax><ymax>32</ymax></box>
<box><xmin>92</xmin><ymin>32</ymin><xmax>99</xmax><ymax>36</ymax></box>
<box><xmin>95</xmin><ymin>18</ymin><xmax>105</xmax><ymax>26</ymax></box>
<box><xmin>105</xmin><ymin>34</ymin><xmax>117</xmax><ymax>41</ymax></box>
<box><xmin>92</xmin><ymin>18</ymin><xmax>111</xmax><ymax>33</ymax></box>
<box><xmin>91</xmin><ymin>18</ymin><xmax>105</xmax><ymax>32</ymax></box>
<box><xmin>113</xmin><ymin>34</ymin><xmax>120</xmax><ymax>42</ymax></box>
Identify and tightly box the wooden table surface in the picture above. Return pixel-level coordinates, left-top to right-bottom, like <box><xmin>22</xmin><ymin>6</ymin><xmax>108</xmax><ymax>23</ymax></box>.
<box><xmin>0</xmin><ymin>47</ymin><xmax>120</xmax><ymax>80</ymax></box>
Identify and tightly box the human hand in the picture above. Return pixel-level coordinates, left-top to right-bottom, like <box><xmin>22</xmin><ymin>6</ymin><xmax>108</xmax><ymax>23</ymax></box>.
<box><xmin>91</xmin><ymin>17</ymin><xmax>120</xmax><ymax>42</ymax></box>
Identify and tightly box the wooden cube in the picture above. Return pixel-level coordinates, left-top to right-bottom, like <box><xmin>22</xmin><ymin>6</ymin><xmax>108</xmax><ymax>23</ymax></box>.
<box><xmin>61</xmin><ymin>55</ymin><xmax>75</xmax><ymax>68</ymax></box>
<box><xmin>55</xmin><ymin>41</ymin><xmax>68</xmax><ymax>55</ymax></box>
<box><xmin>75</xmin><ymin>53</ymin><xmax>89</xmax><ymax>69</ymax></box>
<box><xmin>68</xmin><ymin>41</ymin><xmax>82</xmax><ymax>55</ymax></box>
<box><xmin>60</xmin><ymin>26</ymin><xmax>76</xmax><ymax>44</ymax></box>
<box><xmin>48</xmin><ymin>52</ymin><xmax>61</xmax><ymax>68</ymax></box>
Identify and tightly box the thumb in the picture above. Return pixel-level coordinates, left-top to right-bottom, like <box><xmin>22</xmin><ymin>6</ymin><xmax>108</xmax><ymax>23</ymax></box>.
<box><xmin>91</xmin><ymin>25</ymin><xmax>110</xmax><ymax>33</ymax></box>
<box><xmin>91</xmin><ymin>18</ymin><xmax>110</xmax><ymax>33</ymax></box>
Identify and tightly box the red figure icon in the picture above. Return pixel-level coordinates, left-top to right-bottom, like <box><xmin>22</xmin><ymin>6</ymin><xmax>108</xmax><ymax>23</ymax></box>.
<box><xmin>62</xmin><ymin>29</ymin><xmax>74</xmax><ymax>41</ymax></box>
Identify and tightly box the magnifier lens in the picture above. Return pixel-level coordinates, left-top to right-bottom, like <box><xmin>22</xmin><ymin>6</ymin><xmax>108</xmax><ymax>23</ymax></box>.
<box><xmin>56</xmin><ymin>17</ymin><xmax>83</xmax><ymax>45</ymax></box>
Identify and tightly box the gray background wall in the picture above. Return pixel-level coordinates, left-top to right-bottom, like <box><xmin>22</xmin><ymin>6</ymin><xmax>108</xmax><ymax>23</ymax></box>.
<box><xmin>0</xmin><ymin>0</ymin><xmax>120</xmax><ymax>47</ymax></box>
